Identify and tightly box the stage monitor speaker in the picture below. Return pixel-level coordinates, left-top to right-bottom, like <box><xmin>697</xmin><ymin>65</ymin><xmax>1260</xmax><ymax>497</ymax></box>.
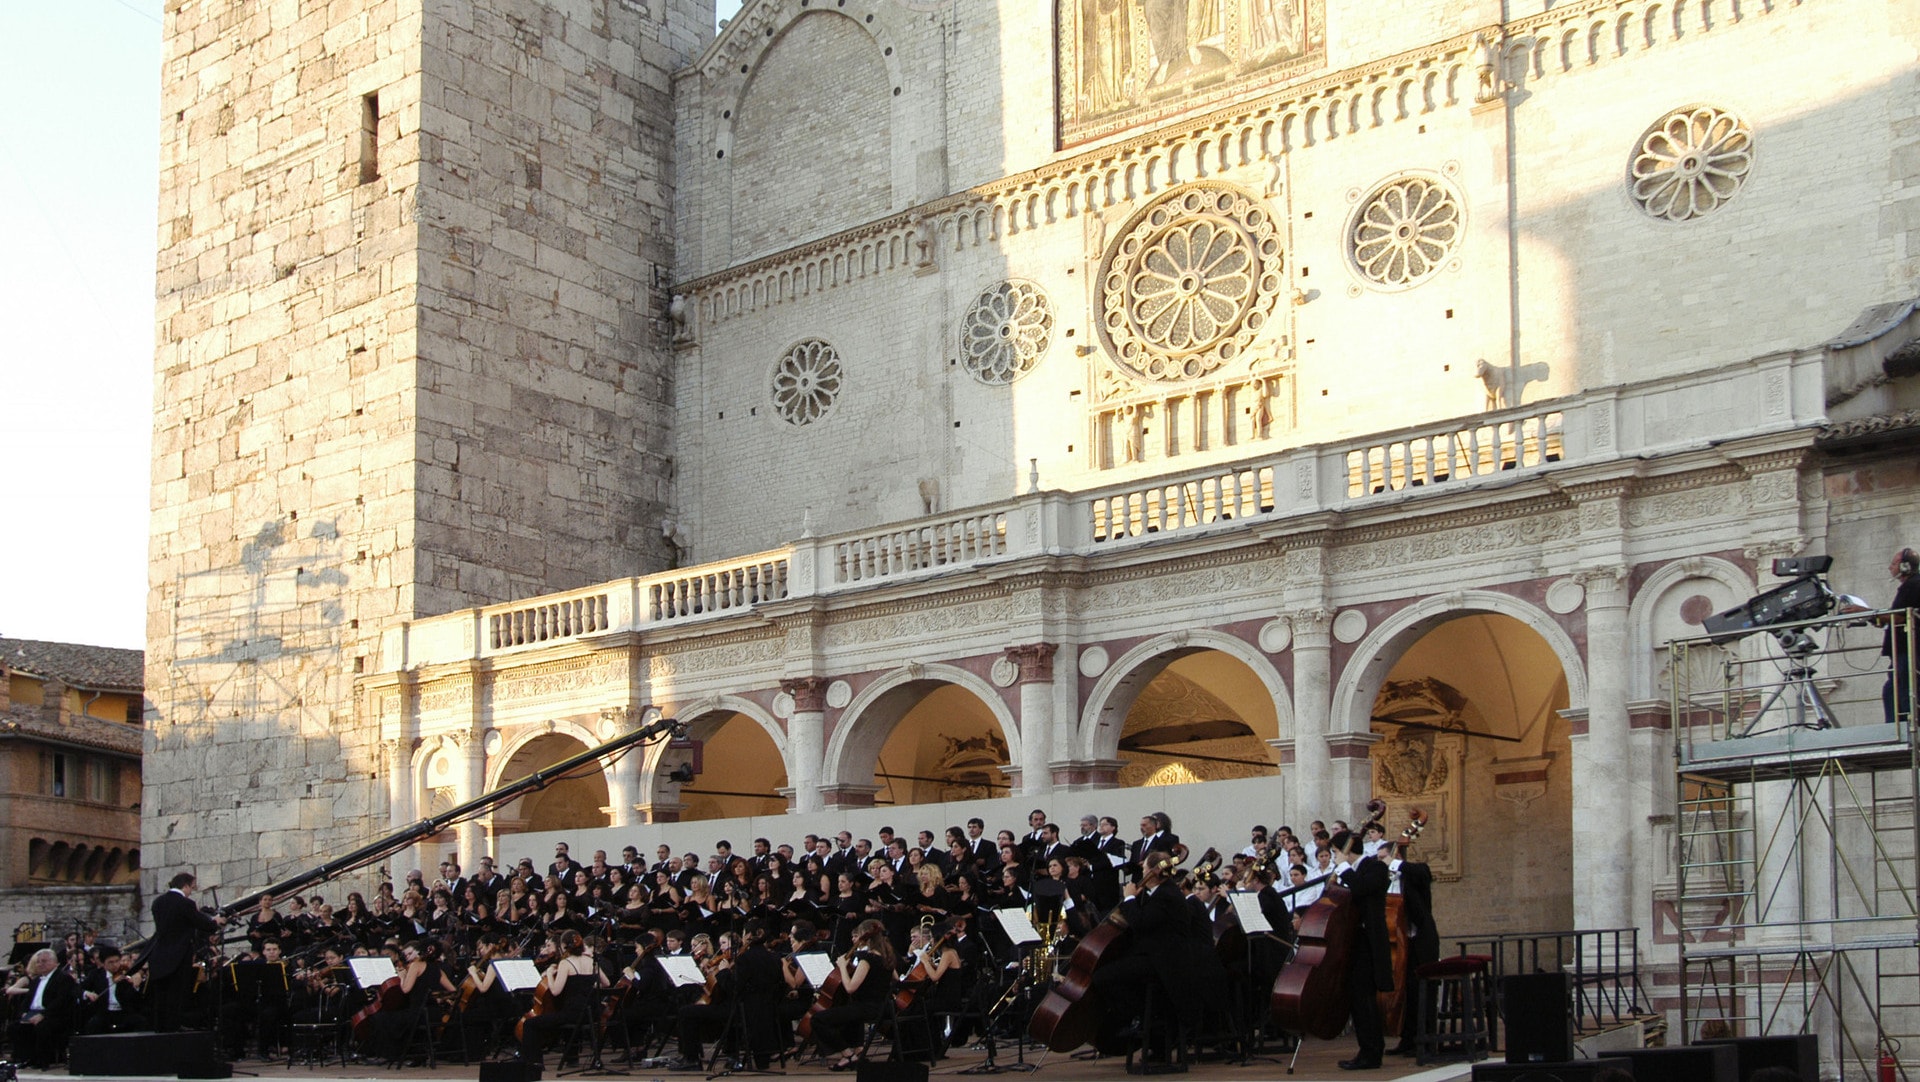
<box><xmin>855</xmin><ymin>1062</ymin><xmax>929</xmax><ymax>1082</ymax></box>
<box><xmin>1471</xmin><ymin>1057</ymin><xmax>1633</xmax><ymax>1081</ymax></box>
<box><xmin>479</xmin><ymin>1063</ymin><xmax>543</xmax><ymax>1082</ymax></box>
<box><xmin>1698</xmin><ymin>1034</ymin><xmax>1819</xmax><ymax>1081</ymax></box>
<box><xmin>1501</xmin><ymin>972</ymin><xmax>1574</xmax><ymax>1064</ymax></box>
<box><xmin>1618</xmin><ymin>1043</ymin><xmax>1739</xmax><ymax>1082</ymax></box>
<box><xmin>67</xmin><ymin>1031</ymin><xmax>221</xmax><ymax>1077</ymax></box>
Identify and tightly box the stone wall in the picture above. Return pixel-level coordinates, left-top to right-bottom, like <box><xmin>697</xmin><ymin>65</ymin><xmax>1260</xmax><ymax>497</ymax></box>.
<box><xmin>147</xmin><ymin>0</ymin><xmax>710</xmax><ymax>903</ymax></box>
<box><xmin>0</xmin><ymin>887</ymin><xmax>143</xmax><ymax>946</ymax></box>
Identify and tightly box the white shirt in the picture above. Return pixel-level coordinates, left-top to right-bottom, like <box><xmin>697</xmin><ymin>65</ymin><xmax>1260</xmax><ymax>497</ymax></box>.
<box><xmin>28</xmin><ymin>973</ymin><xmax>50</xmax><ymax>1011</ymax></box>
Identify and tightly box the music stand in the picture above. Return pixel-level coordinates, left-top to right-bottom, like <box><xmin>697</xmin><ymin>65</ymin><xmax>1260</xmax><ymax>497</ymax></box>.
<box><xmin>958</xmin><ymin>909</ymin><xmax>1043</xmax><ymax>1075</ymax></box>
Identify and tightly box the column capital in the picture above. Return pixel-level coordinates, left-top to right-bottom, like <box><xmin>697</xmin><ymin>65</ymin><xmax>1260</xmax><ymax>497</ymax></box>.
<box><xmin>1004</xmin><ymin>643</ymin><xmax>1059</xmax><ymax>683</ymax></box>
<box><xmin>1288</xmin><ymin>607</ymin><xmax>1337</xmax><ymax>640</ymax></box>
<box><xmin>1573</xmin><ymin>565</ymin><xmax>1628</xmax><ymax>607</ymax></box>
<box><xmin>781</xmin><ymin>676</ymin><xmax>831</xmax><ymax>713</ymax></box>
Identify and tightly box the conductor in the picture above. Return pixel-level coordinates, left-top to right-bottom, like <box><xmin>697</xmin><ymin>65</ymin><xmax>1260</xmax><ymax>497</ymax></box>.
<box><xmin>145</xmin><ymin>872</ymin><xmax>225</xmax><ymax>1031</ymax></box>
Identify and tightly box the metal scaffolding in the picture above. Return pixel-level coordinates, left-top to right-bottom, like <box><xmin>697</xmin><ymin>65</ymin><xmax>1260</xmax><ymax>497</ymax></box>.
<box><xmin>1671</xmin><ymin>607</ymin><xmax>1917</xmax><ymax>1081</ymax></box>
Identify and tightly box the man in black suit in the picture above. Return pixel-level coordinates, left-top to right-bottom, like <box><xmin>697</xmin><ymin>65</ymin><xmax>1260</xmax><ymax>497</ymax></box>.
<box><xmin>145</xmin><ymin>870</ymin><xmax>225</xmax><ymax>1032</ymax></box>
<box><xmin>7</xmin><ymin>947</ymin><xmax>78</xmax><ymax>1066</ymax></box>
<box><xmin>964</xmin><ymin>818</ymin><xmax>997</xmax><ymax>867</ymax></box>
<box><xmin>1332</xmin><ymin>831</ymin><xmax>1393</xmax><ymax>1071</ymax></box>
<box><xmin>80</xmin><ymin>947</ymin><xmax>146</xmax><ymax>1034</ymax></box>
<box><xmin>1087</xmin><ymin>849</ymin><xmax>1227</xmax><ymax>1053</ymax></box>
<box><xmin>1388</xmin><ymin>858</ymin><xmax>1439</xmax><ymax>1055</ymax></box>
<box><xmin>1126</xmin><ymin>812</ymin><xmax>1179</xmax><ymax>880</ymax></box>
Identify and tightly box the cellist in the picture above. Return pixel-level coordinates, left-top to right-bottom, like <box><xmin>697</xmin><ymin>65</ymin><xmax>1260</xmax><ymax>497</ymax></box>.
<box><xmin>514</xmin><ymin>930</ymin><xmax>601</xmax><ymax>1067</ymax></box>
<box><xmin>1085</xmin><ymin>849</ymin><xmax>1225</xmax><ymax>1056</ymax></box>
<box><xmin>1329</xmin><ymin>830</ymin><xmax>1392</xmax><ymax>1072</ymax></box>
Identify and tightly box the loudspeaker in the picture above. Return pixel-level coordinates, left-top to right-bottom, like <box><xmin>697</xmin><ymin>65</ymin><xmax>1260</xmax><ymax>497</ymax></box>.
<box><xmin>1697</xmin><ymin>1035</ymin><xmax>1818</xmax><ymax>1081</ymax></box>
<box><xmin>1501</xmin><ymin>972</ymin><xmax>1574</xmax><ymax>1064</ymax></box>
<box><xmin>855</xmin><ymin>1062</ymin><xmax>929</xmax><ymax>1082</ymax></box>
<box><xmin>67</xmin><ymin>1031</ymin><xmax>221</xmax><ymax>1077</ymax></box>
<box><xmin>1471</xmin><ymin>1057</ymin><xmax>1633</xmax><ymax>1081</ymax></box>
<box><xmin>479</xmin><ymin>1063</ymin><xmax>544</xmax><ymax>1082</ymax></box>
<box><xmin>1617</xmin><ymin>1043</ymin><xmax>1739</xmax><ymax>1082</ymax></box>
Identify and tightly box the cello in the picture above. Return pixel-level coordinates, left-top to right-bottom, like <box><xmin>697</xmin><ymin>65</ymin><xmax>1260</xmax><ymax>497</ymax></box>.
<box><xmin>794</xmin><ymin>953</ymin><xmax>846</xmax><ymax>1040</ymax></box>
<box><xmin>1027</xmin><ymin>845</ymin><xmax>1185</xmax><ymax>1053</ymax></box>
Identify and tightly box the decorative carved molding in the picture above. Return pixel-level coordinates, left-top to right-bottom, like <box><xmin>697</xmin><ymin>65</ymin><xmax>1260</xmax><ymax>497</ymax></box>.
<box><xmin>1372</xmin><ymin>730</ymin><xmax>1465</xmax><ymax>880</ymax></box>
<box><xmin>1628</xmin><ymin>105</ymin><xmax>1753</xmax><ymax>223</ymax></box>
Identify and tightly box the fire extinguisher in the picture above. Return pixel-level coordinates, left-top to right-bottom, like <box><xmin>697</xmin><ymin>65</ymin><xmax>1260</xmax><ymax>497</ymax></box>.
<box><xmin>1881</xmin><ymin>1035</ymin><xmax>1903</xmax><ymax>1082</ymax></box>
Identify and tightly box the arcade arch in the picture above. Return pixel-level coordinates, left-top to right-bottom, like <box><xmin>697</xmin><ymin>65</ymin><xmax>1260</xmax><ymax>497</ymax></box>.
<box><xmin>1355</xmin><ymin>606</ymin><xmax>1576</xmax><ymax>934</ymax></box>
<box><xmin>826</xmin><ymin>666</ymin><xmax>1019</xmax><ymax>808</ymax></box>
<box><xmin>1081</xmin><ymin>631</ymin><xmax>1290</xmax><ymax>787</ymax></box>
<box><xmin>490</xmin><ymin>731</ymin><xmax>610</xmax><ymax>836</ymax></box>
<box><xmin>670</xmin><ymin>703</ymin><xmax>789</xmax><ymax>822</ymax></box>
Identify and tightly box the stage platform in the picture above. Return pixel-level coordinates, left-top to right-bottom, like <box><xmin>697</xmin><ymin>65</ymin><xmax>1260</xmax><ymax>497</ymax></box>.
<box><xmin>21</xmin><ymin>1038</ymin><xmax>1479</xmax><ymax>1082</ymax></box>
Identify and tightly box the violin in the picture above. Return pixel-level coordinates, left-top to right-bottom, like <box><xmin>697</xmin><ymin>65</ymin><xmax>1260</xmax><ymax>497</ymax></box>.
<box><xmin>893</xmin><ymin>919</ymin><xmax>954</xmax><ymax>1012</ymax></box>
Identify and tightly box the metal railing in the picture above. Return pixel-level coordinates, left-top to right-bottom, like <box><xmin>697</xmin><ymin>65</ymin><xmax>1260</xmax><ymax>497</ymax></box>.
<box><xmin>1452</xmin><ymin>927</ymin><xmax>1651</xmax><ymax>1036</ymax></box>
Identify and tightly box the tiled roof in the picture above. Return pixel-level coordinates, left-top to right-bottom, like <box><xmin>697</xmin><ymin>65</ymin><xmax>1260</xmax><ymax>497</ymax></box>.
<box><xmin>1818</xmin><ymin>409</ymin><xmax>1920</xmax><ymax>445</ymax></box>
<box><xmin>0</xmin><ymin>638</ymin><xmax>144</xmax><ymax>692</ymax></box>
<box><xmin>0</xmin><ymin>704</ymin><xmax>144</xmax><ymax>757</ymax></box>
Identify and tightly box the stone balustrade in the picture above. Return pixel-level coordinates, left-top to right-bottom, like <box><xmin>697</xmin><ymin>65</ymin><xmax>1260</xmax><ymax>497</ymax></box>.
<box><xmin>375</xmin><ymin>354</ymin><xmax>1819</xmax><ymax>671</ymax></box>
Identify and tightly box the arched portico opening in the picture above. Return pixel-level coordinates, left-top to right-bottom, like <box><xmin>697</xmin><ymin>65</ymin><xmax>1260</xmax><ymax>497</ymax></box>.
<box><xmin>1357</xmin><ymin>610</ymin><xmax>1575</xmax><ymax>936</ymax></box>
<box><xmin>673</xmin><ymin>707</ymin><xmax>789</xmax><ymax>821</ymax></box>
<box><xmin>1081</xmin><ymin>631</ymin><xmax>1290</xmax><ymax>787</ymax></box>
<box><xmin>827</xmin><ymin>667</ymin><xmax>1019</xmax><ymax>808</ymax></box>
<box><xmin>491</xmin><ymin>732</ymin><xmax>610</xmax><ymax>836</ymax></box>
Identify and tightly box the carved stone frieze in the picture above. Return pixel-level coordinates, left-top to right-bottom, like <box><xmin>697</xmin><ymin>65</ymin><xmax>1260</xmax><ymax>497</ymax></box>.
<box><xmin>1072</xmin><ymin>556</ymin><xmax>1279</xmax><ymax>615</ymax></box>
<box><xmin>820</xmin><ymin>597</ymin><xmax>1006</xmax><ymax>649</ymax></box>
<box><xmin>1626</xmin><ymin>485</ymin><xmax>1736</xmax><ymax>528</ymax></box>
<box><xmin>648</xmin><ymin>634</ymin><xmax>785</xmax><ymax>679</ymax></box>
<box><xmin>492</xmin><ymin>655</ymin><xmax>627</xmax><ymax>703</ymax></box>
<box><xmin>1327</xmin><ymin>511</ymin><xmax>1575</xmax><ymax>574</ymax></box>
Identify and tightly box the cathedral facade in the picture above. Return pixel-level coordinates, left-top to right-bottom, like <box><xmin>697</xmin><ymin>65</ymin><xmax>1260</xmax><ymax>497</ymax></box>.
<box><xmin>149</xmin><ymin>0</ymin><xmax>1918</xmax><ymax>1018</ymax></box>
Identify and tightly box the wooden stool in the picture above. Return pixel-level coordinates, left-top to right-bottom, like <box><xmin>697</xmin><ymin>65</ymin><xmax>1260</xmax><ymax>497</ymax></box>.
<box><xmin>1414</xmin><ymin>954</ymin><xmax>1493</xmax><ymax>1065</ymax></box>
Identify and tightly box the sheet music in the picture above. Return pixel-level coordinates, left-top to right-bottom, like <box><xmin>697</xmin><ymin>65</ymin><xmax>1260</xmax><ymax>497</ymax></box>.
<box><xmin>659</xmin><ymin>955</ymin><xmax>707</xmax><ymax>988</ymax></box>
<box><xmin>793</xmin><ymin>952</ymin><xmax>833</xmax><ymax>989</ymax></box>
<box><xmin>493</xmin><ymin>958</ymin><xmax>541</xmax><ymax>992</ymax></box>
<box><xmin>1227</xmin><ymin>891</ymin><xmax>1273</xmax><ymax>934</ymax></box>
<box><xmin>346</xmin><ymin>957</ymin><xmax>396</xmax><ymax>988</ymax></box>
<box><xmin>1106</xmin><ymin>852</ymin><xmax>1127</xmax><ymax>868</ymax></box>
<box><xmin>992</xmin><ymin>907</ymin><xmax>1042</xmax><ymax>945</ymax></box>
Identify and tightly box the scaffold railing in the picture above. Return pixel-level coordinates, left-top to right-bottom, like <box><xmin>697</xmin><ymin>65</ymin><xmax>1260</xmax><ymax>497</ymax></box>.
<box><xmin>1670</xmin><ymin>606</ymin><xmax>1917</xmax><ymax>1081</ymax></box>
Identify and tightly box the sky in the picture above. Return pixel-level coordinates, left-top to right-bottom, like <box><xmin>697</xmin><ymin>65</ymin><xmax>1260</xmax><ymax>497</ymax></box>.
<box><xmin>0</xmin><ymin>2</ymin><xmax>741</xmax><ymax>653</ymax></box>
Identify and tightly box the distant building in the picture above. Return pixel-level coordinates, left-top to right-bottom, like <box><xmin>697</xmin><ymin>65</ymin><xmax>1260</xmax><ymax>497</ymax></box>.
<box><xmin>0</xmin><ymin>638</ymin><xmax>144</xmax><ymax>943</ymax></box>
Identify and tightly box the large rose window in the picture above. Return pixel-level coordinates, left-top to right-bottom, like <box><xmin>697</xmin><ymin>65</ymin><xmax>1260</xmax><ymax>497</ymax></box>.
<box><xmin>771</xmin><ymin>339</ymin><xmax>843</xmax><ymax>426</ymax></box>
<box><xmin>1629</xmin><ymin>105</ymin><xmax>1754</xmax><ymax>222</ymax></box>
<box><xmin>1099</xmin><ymin>185</ymin><xmax>1284</xmax><ymax>382</ymax></box>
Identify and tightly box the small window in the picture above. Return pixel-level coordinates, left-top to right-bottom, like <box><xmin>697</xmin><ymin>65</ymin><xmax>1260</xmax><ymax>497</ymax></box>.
<box><xmin>359</xmin><ymin>92</ymin><xmax>380</xmax><ymax>184</ymax></box>
<box><xmin>50</xmin><ymin>753</ymin><xmax>67</xmax><ymax>798</ymax></box>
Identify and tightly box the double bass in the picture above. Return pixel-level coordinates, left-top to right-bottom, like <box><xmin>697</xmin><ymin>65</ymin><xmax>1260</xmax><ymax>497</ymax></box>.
<box><xmin>1268</xmin><ymin>875</ymin><xmax>1355</xmax><ymax>1040</ymax></box>
<box><xmin>1375</xmin><ymin>807</ymin><xmax>1429</xmax><ymax>1037</ymax></box>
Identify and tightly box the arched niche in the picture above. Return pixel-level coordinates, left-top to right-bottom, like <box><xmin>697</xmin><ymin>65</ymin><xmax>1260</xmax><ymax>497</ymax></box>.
<box><xmin>665</xmin><ymin>698</ymin><xmax>791</xmax><ymax>821</ymax></box>
<box><xmin>1078</xmin><ymin>629</ymin><xmax>1292</xmax><ymax>785</ymax></box>
<box><xmin>489</xmin><ymin>730</ymin><xmax>610</xmax><ymax>835</ymax></box>
<box><xmin>825</xmin><ymin>665</ymin><xmax>1021</xmax><ymax>807</ymax></box>
<box><xmin>1624</xmin><ymin>556</ymin><xmax>1753</xmax><ymax>701</ymax></box>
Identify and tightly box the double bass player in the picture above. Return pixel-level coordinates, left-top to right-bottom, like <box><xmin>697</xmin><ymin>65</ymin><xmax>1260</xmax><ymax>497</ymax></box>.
<box><xmin>1329</xmin><ymin>830</ymin><xmax>1392</xmax><ymax>1071</ymax></box>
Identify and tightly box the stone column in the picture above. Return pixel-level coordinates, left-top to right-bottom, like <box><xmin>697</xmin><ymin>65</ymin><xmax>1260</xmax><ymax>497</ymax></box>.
<box><xmin>1289</xmin><ymin>609</ymin><xmax>1335</xmax><ymax>823</ymax></box>
<box><xmin>1007</xmin><ymin>644</ymin><xmax>1058</xmax><ymax>798</ymax></box>
<box><xmin>386</xmin><ymin>738</ymin><xmax>414</xmax><ymax>833</ymax></box>
<box><xmin>782</xmin><ymin>677</ymin><xmax>829</xmax><ymax>814</ymax></box>
<box><xmin>458</xmin><ymin>731</ymin><xmax>488</xmax><ymax>863</ymax></box>
<box><xmin>1574</xmin><ymin>566</ymin><xmax>1634</xmax><ymax>930</ymax></box>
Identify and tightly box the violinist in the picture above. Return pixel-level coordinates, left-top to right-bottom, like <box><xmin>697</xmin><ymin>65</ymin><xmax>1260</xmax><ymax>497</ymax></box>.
<box><xmin>1329</xmin><ymin>829</ymin><xmax>1392</xmax><ymax>1072</ymax></box>
<box><xmin>904</xmin><ymin>919</ymin><xmax>967</xmax><ymax>1052</ymax></box>
<box><xmin>218</xmin><ymin>938</ymin><xmax>292</xmax><ymax>1060</ymax></box>
<box><xmin>777</xmin><ymin>919</ymin><xmax>821</xmax><ymax>1038</ymax></box>
<box><xmin>811</xmin><ymin>918</ymin><xmax>897</xmax><ymax>1071</ymax></box>
<box><xmin>80</xmin><ymin>946</ymin><xmax>146</xmax><ymax>1034</ymax></box>
<box><xmin>515</xmin><ymin>930</ymin><xmax>600</xmax><ymax>1066</ymax></box>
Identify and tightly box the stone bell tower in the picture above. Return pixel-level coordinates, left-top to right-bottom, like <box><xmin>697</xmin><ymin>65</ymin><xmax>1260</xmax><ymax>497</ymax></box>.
<box><xmin>145</xmin><ymin>0</ymin><xmax>712</xmax><ymax>897</ymax></box>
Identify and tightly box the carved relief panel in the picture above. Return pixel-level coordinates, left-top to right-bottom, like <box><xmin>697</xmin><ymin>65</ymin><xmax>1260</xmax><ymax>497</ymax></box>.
<box><xmin>1370</xmin><ymin>728</ymin><xmax>1465</xmax><ymax>881</ymax></box>
<box><xmin>1057</xmin><ymin>0</ymin><xmax>1328</xmax><ymax>146</ymax></box>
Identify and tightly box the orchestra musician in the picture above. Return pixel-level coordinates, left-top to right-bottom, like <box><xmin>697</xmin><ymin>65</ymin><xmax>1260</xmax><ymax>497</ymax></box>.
<box><xmin>144</xmin><ymin>871</ymin><xmax>226</xmax><ymax>1032</ymax></box>
<box><xmin>1087</xmin><ymin>849</ymin><xmax>1226</xmax><ymax>1057</ymax></box>
<box><xmin>810</xmin><ymin>918</ymin><xmax>897</xmax><ymax>1071</ymax></box>
<box><xmin>1330</xmin><ymin>829</ymin><xmax>1393</xmax><ymax>1071</ymax></box>
<box><xmin>80</xmin><ymin>945</ymin><xmax>147</xmax><ymax>1034</ymax></box>
<box><xmin>515</xmin><ymin>930</ymin><xmax>602</xmax><ymax>1066</ymax></box>
<box><xmin>7</xmin><ymin>947</ymin><xmax>78</xmax><ymax>1067</ymax></box>
<box><xmin>450</xmin><ymin>934</ymin><xmax>514</xmax><ymax>1062</ymax></box>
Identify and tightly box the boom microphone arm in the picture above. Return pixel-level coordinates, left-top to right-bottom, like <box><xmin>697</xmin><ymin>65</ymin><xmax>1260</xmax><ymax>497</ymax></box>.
<box><xmin>215</xmin><ymin>713</ymin><xmax>685</xmax><ymax>918</ymax></box>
